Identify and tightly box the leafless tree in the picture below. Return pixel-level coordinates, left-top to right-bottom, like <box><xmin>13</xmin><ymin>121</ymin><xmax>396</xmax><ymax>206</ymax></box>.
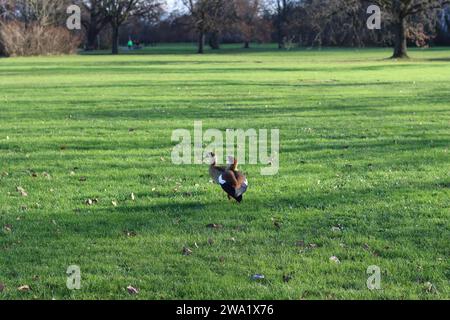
<box><xmin>372</xmin><ymin>0</ymin><xmax>450</xmax><ymax>58</ymax></box>
<box><xmin>235</xmin><ymin>0</ymin><xmax>261</xmax><ymax>48</ymax></box>
<box><xmin>77</xmin><ymin>0</ymin><xmax>110</xmax><ymax>50</ymax></box>
<box><xmin>100</xmin><ymin>0</ymin><xmax>162</xmax><ymax>54</ymax></box>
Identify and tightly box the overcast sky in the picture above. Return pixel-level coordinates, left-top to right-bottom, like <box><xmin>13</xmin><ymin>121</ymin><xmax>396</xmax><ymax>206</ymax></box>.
<box><xmin>166</xmin><ymin>0</ymin><xmax>181</xmax><ymax>10</ymax></box>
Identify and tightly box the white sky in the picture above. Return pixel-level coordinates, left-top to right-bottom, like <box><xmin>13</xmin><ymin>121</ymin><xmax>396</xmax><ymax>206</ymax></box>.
<box><xmin>165</xmin><ymin>0</ymin><xmax>181</xmax><ymax>11</ymax></box>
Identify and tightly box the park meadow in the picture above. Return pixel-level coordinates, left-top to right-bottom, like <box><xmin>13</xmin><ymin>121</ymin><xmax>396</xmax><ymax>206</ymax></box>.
<box><xmin>0</xmin><ymin>45</ymin><xmax>449</xmax><ymax>299</ymax></box>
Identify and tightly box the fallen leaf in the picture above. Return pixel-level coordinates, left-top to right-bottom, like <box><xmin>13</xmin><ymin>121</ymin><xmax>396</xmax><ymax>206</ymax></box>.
<box><xmin>329</xmin><ymin>256</ymin><xmax>341</xmax><ymax>264</ymax></box>
<box><xmin>424</xmin><ymin>282</ymin><xmax>438</xmax><ymax>294</ymax></box>
<box><xmin>206</xmin><ymin>223</ymin><xmax>223</xmax><ymax>229</ymax></box>
<box><xmin>182</xmin><ymin>246</ymin><xmax>193</xmax><ymax>256</ymax></box>
<box><xmin>17</xmin><ymin>285</ymin><xmax>30</xmax><ymax>292</ymax></box>
<box><xmin>331</xmin><ymin>227</ymin><xmax>342</xmax><ymax>233</ymax></box>
<box><xmin>85</xmin><ymin>198</ymin><xmax>98</xmax><ymax>206</ymax></box>
<box><xmin>16</xmin><ymin>186</ymin><xmax>28</xmax><ymax>197</ymax></box>
<box><xmin>124</xmin><ymin>230</ymin><xmax>137</xmax><ymax>237</ymax></box>
<box><xmin>3</xmin><ymin>224</ymin><xmax>12</xmax><ymax>232</ymax></box>
<box><xmin>127</xmin><ymin>285</ymin><xmax>139</xmax><ymax>295</ymax></box>
<box><xmin>131</xmin><ymin>193</ymin><xmax>135</xmax><ymax>201</ymax></box>
<box><xmin>112</xmin><ymin>200</ymin><xmax>118</xmax><ymax>207</ymax></box>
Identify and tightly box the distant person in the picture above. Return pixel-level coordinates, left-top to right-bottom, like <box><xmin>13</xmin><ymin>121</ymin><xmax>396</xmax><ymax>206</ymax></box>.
<box><xmin>128</xmin><ymin>39</ymin><xmax>133</xmax><ymax>51</ymax></box>
<box><xmin>134</xmin><ymin>40</ymin><xmax>141</xmax><ymax>49</ymax></box>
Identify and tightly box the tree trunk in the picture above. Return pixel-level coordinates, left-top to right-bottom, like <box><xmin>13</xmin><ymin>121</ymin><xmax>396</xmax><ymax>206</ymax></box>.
<box><xmin>85</xmin><ymin>12</ymin><xmax>99</xmax><ymax>50</ymax></box>
<box><xmin>277</xmin><ymin>24</ymin><xmax>284</xmax><ymax>49</ymax></box>
<box><xmin>208</xmin><ymin>31</ymin><xmax>220</xmax><ymax>50</ymax></box>
<box><xmin>392</xmin><ymin>17</ymin><xmax>408</xmax><ymax>58</ymax></box>
<box><xmin>112</xmin><ymin>25</ymin><xmax>119</xmax><ymax>55</ymax></box>
<box><xmin>244</xmin><ymin>41</ymin><xmax>250</xmax><ymax>49</ymax></box>
<box><xmin>86</xmin><ymin>26</ymin><xmax>99</xmax><ymax>51</ymax></box>
<box><xmin>197</xmin><ymin>31</ymin><xmax>204</xmax><ymax>54</ymax></box>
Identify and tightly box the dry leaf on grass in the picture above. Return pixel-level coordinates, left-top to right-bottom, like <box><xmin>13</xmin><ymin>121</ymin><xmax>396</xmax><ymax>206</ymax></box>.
<box><xmin>131</xmin><ymin>193</ymin><xmax>135</xmax><ymax>201</ymax></box>
<box><xmin>124</xmin><ymin>230</ymin><xmax>137</xmax><ymax>238</ymax></box>
<box><xmin>17</xmin><ymin>285</ymin><xmax>30</xmax><ymax>292</ymax></box>
<box><xmin>424</xmin><ymin>282</ymin><xmax>438</xmax><ymax>294</ymax></box>
<box><xmin>16</xmin><ymin>187</ymin><xmax>28</xmax><ymax>197</ymax></box>
<box><xmin>182</xmin><ymin>247</ymin><xmax>193</xmax><ymax>256</ymax></box>
<box><xmin>112</xmin><ymin>200</ymin><xmax>118</xmax><ymax>207</ymax></box>
<box><xmin>206</xmin><ymin>224</ymin><xmax>223</xmax><ymax>229</ymax></box>
<box><xmin>329</xmin><ymin>256</ymin><xmax>341</xmax><ymax>264</ymax></box>
<box><xmin>85</xmin><ymin>198</ymin><xmax>98</xmax><ymax>206</ymax></box>
<box><xmin>127</xmin><ymin>285</ymin><xmax>139</xmax><ymax>295</ymax></box>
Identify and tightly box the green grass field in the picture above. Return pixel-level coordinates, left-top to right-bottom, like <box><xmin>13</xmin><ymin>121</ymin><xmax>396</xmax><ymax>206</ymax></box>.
<box><xmin>0</xmin><ymin>44</ymin><xmax>449</xmax><ymax>300</ymax></box>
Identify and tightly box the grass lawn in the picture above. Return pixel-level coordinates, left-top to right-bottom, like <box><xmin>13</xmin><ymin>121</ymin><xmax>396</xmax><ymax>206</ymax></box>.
<box><xmin>0</xmin><ymin>44</ymin><xmax>449</xmax><ymax>300</ymax></box>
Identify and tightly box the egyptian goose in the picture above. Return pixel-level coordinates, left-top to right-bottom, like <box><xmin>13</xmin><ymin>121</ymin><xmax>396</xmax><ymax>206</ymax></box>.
<box><xmin>207</xmin><ymin>152</ymin><xmax>248</xmax><ymax>203</ymax></box>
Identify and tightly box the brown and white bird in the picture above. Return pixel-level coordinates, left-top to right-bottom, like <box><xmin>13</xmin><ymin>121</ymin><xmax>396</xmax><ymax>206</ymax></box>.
<box><xmin>207</xmin><ymin>152</ymin><xmax>248</xmax><ymax>203</ymax></box>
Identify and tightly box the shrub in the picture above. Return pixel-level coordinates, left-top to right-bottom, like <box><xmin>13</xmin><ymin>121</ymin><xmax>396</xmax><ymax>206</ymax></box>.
<box><xmin>0</xmin><ymin>21</ymin><xmax>81</xmax><ymax>57</ymax></box>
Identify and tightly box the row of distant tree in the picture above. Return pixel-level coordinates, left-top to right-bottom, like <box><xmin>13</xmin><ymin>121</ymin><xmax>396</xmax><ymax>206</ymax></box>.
<box><xmin>1</xmin><ymin>0</ymin><xmax>450</xmax><ymax>58</ymax></box>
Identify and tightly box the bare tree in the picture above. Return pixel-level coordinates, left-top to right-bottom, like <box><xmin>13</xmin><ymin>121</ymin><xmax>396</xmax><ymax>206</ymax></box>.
<box><xmin>183</xmin><ymin>0</ymin><xmax>237</xmax><ymax>52</ymax></box>
<box><xmin>270</xmin><ymin>0</ymin><xmax>296</xmax><ymax>49</ymax></box>
<box><xmin>78</xmin><ymin>0</ymin><xmax>110</xmax><ymax>50</ymax></box>
<box><xmin>9</xmin><ymin>0</ymin><xmax>70</xmax><ymax>26</ymax></box>
<box><xmin>182</xmin><ymin>0</ymin><xmax>208</xmax><ymax>53</ymax></box>
<box><xmin>373</xmin><ymin>0</ymin><xmax>450</xmax><ymax>58</ymax></box>
<box><xmin>206</xmin><ymin>0</ymin><xmax>236</xmax><ymax>49</ymax></box>
<box><xmin>235</xmin><ymin>0</ymin><xmax>261</xmax><ymax>48</ymax></box>
<box><xmin>100</xmin><ymin>0</ymin><xmax>162</xmax><ymax>54</ymax></box>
